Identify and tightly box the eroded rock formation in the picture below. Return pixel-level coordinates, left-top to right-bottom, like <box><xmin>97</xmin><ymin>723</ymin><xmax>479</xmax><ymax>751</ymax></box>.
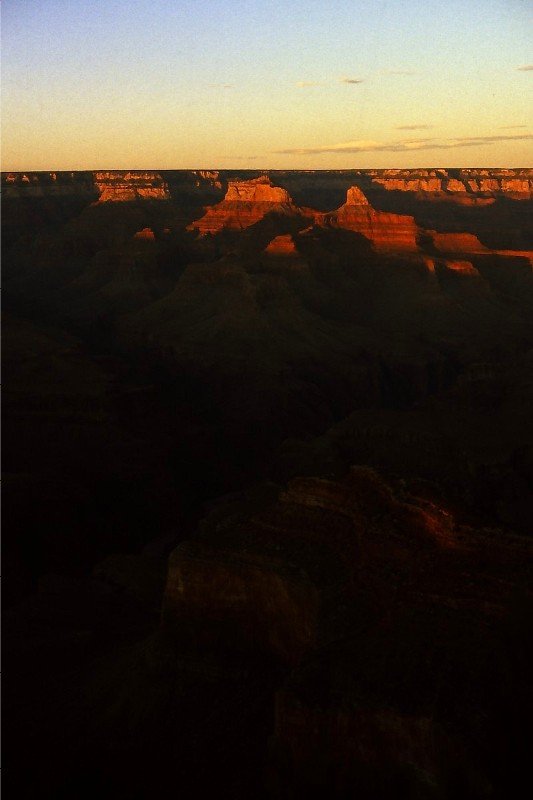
<box><xmin>330</xmin><ymin>185</ymin><xmax>420</xmax><ymax>251</ymax></box>
<box><xmin>133</xmin><ymin>227</ymin><xmax>156</xmax><ymax>241</ymax></box>
<box><xmin>94</xmin><ymin>171</ymin><xmax>170</xmax><ymax>202</ymax></box>
<box><xmin>188</xmin><ymin>175</ymin><xmax>302</xmax><ymax>234</ymax></box>
<box><xmin>264</xmin><ymin>233</ymin><xmax>300</xmax><ymax>256</ymax></box>
<box><xmin>161</xmin><ymin>466</ymin><xmax>532</xmax><ymax>795</ymax></box>
<box><xmin>371</xmin><ymin>168</ymin><xmax>533</xmax><ymax>200</ymax></box>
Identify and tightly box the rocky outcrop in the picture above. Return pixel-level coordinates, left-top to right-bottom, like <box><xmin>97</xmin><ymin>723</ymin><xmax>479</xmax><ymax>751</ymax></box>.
<box><xmin>187</xmin><ymin>176</ymin><xmax>303</xmax><ymax>234</ymax></box>
<box><xmin>438</xmin><ymin>258</ymin><xmax>481</xmax><ymax>276</ymax></box>
<box><xmin>162</xmin><ymin>468</ymin><xmax>458</xmax><ymax>665</ymax></box>
<box><xmin>264</xmin><ymin>234</ymin><xmax>300</xmax><ymax>257</ymax></box>
<box><xmin>224</xmin><ymin>176</ymin><xmax>291</xmax><ymax>203</ymax></box>
<box><xmin>427</xmin><ymin>229</ymin><xmax>533</xmax><ymax>272</ymax></box>
<box><xmin>1</xmin><ymin>171</ymin><xmax>98</xmax><ymax>199</ymax></box>
<box><xmin>161</xmin><ymin>465</ymin><xmax>532</xmax><ymax>795</ymax></box>
<box><xmin>330</xmin><ymin>186</ymin><xmax>420</xmax><ymax>251</ymax></box>
<box><xmin>371</xmin><ymin>169</ymin><xmax>533</xmax><ymax>200</ymax></box>
<box><xmin>162</xmin><ymin>536</ymin><xmax>319</xmax><ymax>664</ymax></box>
<box><xmin>3</xmin><ymin>168</ymin><xmax>531</xmax><ymax>209</ymax></box>
<box><xmin>133</xmin><ymin>227</ymin><xmax>156</xmax><ymax>241</ymax></box>
<box><xmin>429</xmin><ymin>230</ymin><xmax>488</xmax><ymax>254</ymax></box>
<box><xmin>94</xmin><ymin>171</ymin><xmax>170</xmax><ymax>202</ymax></box>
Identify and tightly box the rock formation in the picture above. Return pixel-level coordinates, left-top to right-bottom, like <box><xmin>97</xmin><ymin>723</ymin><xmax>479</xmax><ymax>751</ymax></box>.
<box><xmin>162</xmin><ymin>468</ymin><xmax>458</xmax><ymax>665</ymax></box>
<box><xmin>330</xmin><ymin>185</ymin><xmax>420</xmax><ymax>251</ymax></box>
<box><xmin>264</xmin><ymin>233</ymin><xmax>300</xmax><ymax>256</ymax></box>
<box><xmin>188</xmin><ymin>175</ymin><xmax>302</xmax><ymax>234</ymax></box>
<box><xmin>133</xmin><ymin>227</ymin><xmax>156</xmax><ymax>241</ymax></box>
<box><xmin>161</xmin><ymin>465</ymin><xmax>532</xmax><ymax>795</ymax></box>
<box><xmin>371</xmin><ymin>168</ymin><xmax>533</xmax><ymax>200</ymax></box>
<box><xmin>428</xmin><ymin>230</ymin><xmax>488</xmax><ymax>254</ymax></box>
<box><xmin>4</xmin><ymin>164</ymin><xmax>533</xmax><ymax>800</ymax></box>
<box><xmin>94</xmin><ymin>171</ymin><xmax>170</xmax><ymax>202</ymax></box>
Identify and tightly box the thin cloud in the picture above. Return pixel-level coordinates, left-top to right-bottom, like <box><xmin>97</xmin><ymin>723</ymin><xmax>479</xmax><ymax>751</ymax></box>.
<box><xmin>275</xmin><ymin>133</ymin><xmax>533</xmax><ymax>155</ymax></box>
<box><xmin>499</xmin><ymin>125</ymin><xmax>527</xmax><ymax>129</ymax></box>
<box><xmin>396</xmin><ymin>124</ymin><xmax>433</xmax><ymax>131</ymax></box>
<box><xmin>381</xmin><ymin>69</ymin><xmax>417</xmax><ymax>76</ymax></box>
<box><xmin>208</xmin><ymin>83</ymin><xmax>234</xmax><ymax>88</ymax></box>
<box><xmin>296</xmin><ymin>81</ymin><xmax>325</xmax><ymax>88</ymax></box>
<box><xmin>339</xmin><ymin>77</ymin><xmax>364</xmax><ymax>84</ymax></box>
<box><xmin>516</xmin><ymin>65</ymin><xmax>533</xmax><ymax>71</ymax></box>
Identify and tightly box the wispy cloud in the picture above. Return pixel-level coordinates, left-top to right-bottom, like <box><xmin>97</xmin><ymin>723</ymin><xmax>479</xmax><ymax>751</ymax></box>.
<box><xmin>381</xmin><ymin>69</ymin><xmax>417</xmax><ymax>76</ymax></box>
<box><xmin>339</xmin><ymin>77</ymin><xmax>364</xmax><ymax>84</ymax></box>
<box><xmin>296</xmin><ymin>81</ymin><xmax>324</xmax><ymax>88</ymax></box>
<box><xmin>498</xmin><ymin>124</ymin><xmax>527</xmax><ymax>129</ymax></box>
<box><xmin>275</xmin><ymin>133</ymin><xmax>533</xmax><ymax>155</ymax></box>
<box><xmin>516</xmin><ymin>65</ymin><xmax>533</xmax><ymax>71</ymax></box>
<box><xmin>396</xmin><ymin>124</ymin><xmax>433</xmax><ymax>131</ymax></box>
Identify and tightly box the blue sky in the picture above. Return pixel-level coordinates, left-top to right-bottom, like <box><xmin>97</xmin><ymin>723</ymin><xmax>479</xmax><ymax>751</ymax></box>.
<box><xmin>2</xmin><ymin>0</ymin><xmax>532</xmax><ymax>168</ymax></box>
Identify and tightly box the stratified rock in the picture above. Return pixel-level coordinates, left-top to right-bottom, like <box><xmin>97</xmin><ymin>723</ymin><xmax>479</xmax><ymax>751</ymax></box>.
<box><xmin>94</xmin><ymin>171</ymin><xmax>170</xmax><ymax>202</ymax></box>
<box><xmin>429</xmin><ymin>230</ymin><xmax>488</xmax><ymax>254</ymax></box>
<box><xmin>225</xmin><ymin>177</ymin><xmax>291</xmax><ymax>203</ymax></box>
<box><xmin>188</xmin><ymin>176</ymin><xmax>301</xmax><ymax>234</ymax></box>
<box><xmin>371</xmin><ymin>169</ymin><xmax>533</xmax><ymax>200</ymax></box>
<box><xmin>331</xmin><ymin>186</ymin><xmax>420</xmax><ymax>251</ymax></box>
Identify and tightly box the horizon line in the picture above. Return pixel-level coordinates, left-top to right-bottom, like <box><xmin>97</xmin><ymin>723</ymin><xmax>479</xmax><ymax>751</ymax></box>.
<box><xmin>2</xmin><ymin>165</ymin><xmax>533</xmax><ymax>173</ymax></box>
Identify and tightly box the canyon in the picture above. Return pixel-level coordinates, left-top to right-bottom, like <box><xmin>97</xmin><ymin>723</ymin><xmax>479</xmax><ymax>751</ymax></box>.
<box><xmin>3</xmin><ymin>168</ymin><xmax>533</xmax><ymax>800</ymax></box>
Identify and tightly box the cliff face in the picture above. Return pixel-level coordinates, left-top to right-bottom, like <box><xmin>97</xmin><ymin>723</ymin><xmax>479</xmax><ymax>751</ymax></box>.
<box><xmin>1</xmin><ymin>171</ymin><xmax>98</xmax><ymax>199</ymax></box>
<box><xmin>188</xmin><ymin>175</ymin><xmax>302</xmax><ymax>234</ymax></box>
<box><xmin>4</xmin><ymin>162</ymin><xmax>533</xmax><ymax>800</ymax></box>
<box><xmin>331</xmin><ymin>185</ymin><xmax>420</xmax><ymax>251</ymax></box>
<box><xmin>94</xmin><ymin>171</ymin><xmax>170</xmax><ymax>202</ymax></box>
<box><xmin>224</xmin><ymin>175</ymin><xmax>291</xmax><ymax>203</ymax></box>
<box><xmin>161</xmin><ymin>466</ymin><xmax>532</xmax><ymax>795</ymax></box>
<box><xmin>370</xmin><ymin>168</ymin><xmax>533</xmax><ymax>200</ymax></box>
<box><xmin>2</xmin><ymin>167</ymin><xmax>531</xmax><ymax>205</ymax></box>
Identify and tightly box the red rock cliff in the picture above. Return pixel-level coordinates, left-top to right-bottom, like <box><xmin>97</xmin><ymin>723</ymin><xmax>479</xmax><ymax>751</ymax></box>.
<box><xmin>188</xmin><ymin>176</ymin><xmax>301</xmax><ymax>234</ymax></box>
<box><xmin>331</xmin><ymin>186</ymin><xmax>420</xmax><ymax>251</ymax></box>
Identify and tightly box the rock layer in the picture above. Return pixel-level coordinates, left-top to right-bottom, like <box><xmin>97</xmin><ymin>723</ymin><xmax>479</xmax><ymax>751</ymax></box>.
<box><xmin>188</xmin><ymin>176</ymin><xmax>301</xmax><ymax>234</ymax></box>
<box><xmin>94</xmin><ymin>171</ymin><xmax>170</xmax><ymax>202</ymax></box>
<box><xmin>331</xmin><ymin>186</ymin><xmax>420</xmax><ymax>251</ymax></box>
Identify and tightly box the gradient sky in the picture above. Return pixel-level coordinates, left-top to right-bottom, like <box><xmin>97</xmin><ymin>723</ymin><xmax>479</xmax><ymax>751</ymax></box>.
<box><xmin>2</xmin><ymin>0</ymin><xmax>532</xmax><ymax>169</ymax></box>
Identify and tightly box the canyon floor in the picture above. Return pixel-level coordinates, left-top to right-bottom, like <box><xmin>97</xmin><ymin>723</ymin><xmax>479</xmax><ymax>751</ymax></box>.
<box><xmin>3</xmin><ymin>169</ymin><xmax>533</xmax><ymax>799</ymax></box>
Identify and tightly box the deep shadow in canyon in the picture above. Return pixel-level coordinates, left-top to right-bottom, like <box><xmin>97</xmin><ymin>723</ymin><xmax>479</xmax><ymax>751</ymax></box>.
<box><xmin>2</xmin><ymin>169</ymin><xmax>533</xmax><ymax>799</ymax></box>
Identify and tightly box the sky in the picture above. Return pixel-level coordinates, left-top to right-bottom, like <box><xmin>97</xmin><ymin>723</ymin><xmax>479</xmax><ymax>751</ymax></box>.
<box><xmin>1</xmin><ymin>0</ymin><xmax>532</xmax><ymax>169</ymax></box>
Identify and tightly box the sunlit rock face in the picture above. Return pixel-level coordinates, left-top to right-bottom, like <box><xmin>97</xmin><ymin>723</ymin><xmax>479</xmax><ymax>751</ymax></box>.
<box><xmin>264</xmin><ymin>233</ymin><xmax>300</xmax><ymax>256</ymax></box>
<box><xmin>331</xmin><ymin>186</ymin><xmax>420</xmax><ymax>251</ymax></box>
<box><xmin>133</xmin><ymin>227</ymin><xmax>156</xmax><ymax>241</ymax></box>
<box><xmin>224</xmin><ymin>175</ymin><xmax>292</xmax><ymax>203</ymax></box>
<box><xmin>94</xmin><ymin>171</ymin><xmax>170</xmax><ymax>202</ymax></box>
<box><xmin>429</xmin><ymin>230</ymin><xmax>488</xmax><ymax>254</ymax></box>
<box><xmin>188</xmin><ymin>175</ymin><xmax>301</xmax><ymax>234</ymax></box>
<box><xmin>434</xmin><ymin>258</ymin><xmax>490</xmax><ymax>292</ymax></box>
<box><xmin>371</xmin><ymin>168</ymin><xmax>533</xmax><ymax>200</ymax></box>
<box><xmin>438</xmin><ymin>259</ymin><xmax>480</xmax><ymax>275</ymax></box>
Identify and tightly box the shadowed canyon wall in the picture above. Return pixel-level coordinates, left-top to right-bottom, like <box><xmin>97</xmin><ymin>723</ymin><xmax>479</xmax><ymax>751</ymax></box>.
<box><xmin>3</xmin><ymin>167</ymin><xmax>533</xmax><ymax>800</ymax></box>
